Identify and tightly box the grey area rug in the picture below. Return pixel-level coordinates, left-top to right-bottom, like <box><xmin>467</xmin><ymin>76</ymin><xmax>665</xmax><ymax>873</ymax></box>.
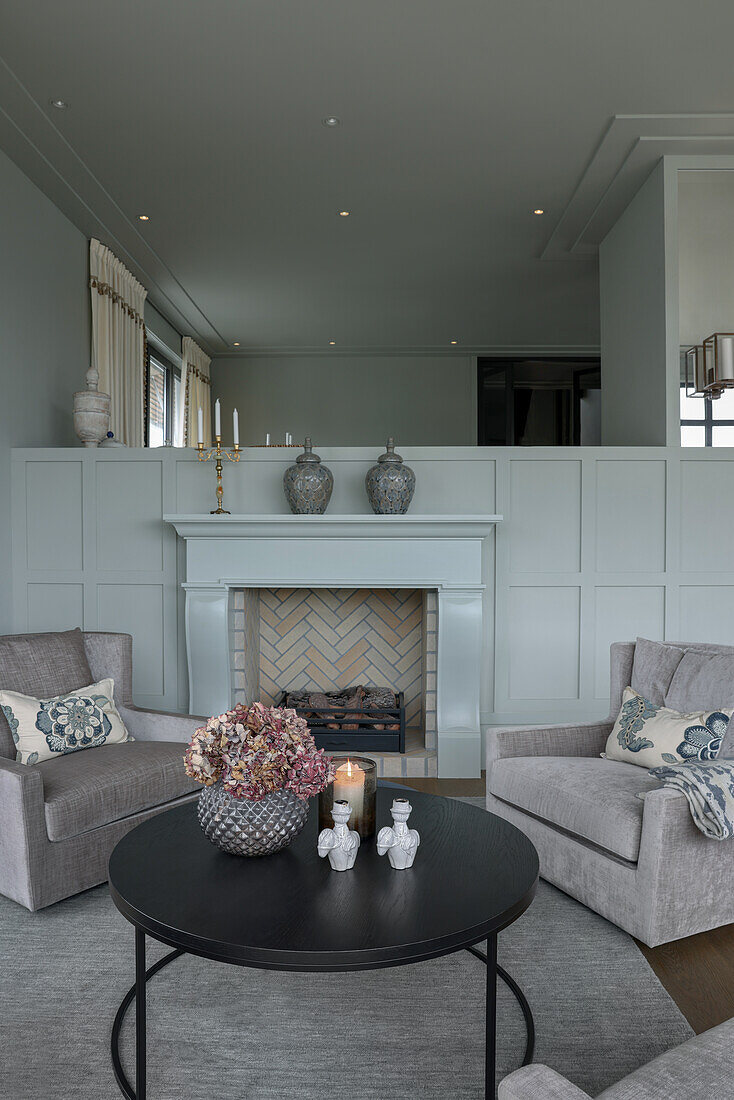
<box><xmin>0</xmin><ymin>800</ymin><xmax>692</xmax><ymax>1100</ymax></box>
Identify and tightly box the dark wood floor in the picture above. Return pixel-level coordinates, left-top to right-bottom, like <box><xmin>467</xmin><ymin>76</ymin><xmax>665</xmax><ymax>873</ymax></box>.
<box><xmin>404</xmin><ymin>774</ymin><xmax>734</xmax><ymax>1035</ymax></box>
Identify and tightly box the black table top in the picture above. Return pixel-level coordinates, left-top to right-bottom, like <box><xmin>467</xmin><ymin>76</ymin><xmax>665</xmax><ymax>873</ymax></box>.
<box><xmin>108</xmin><ymin>788</ymin><xmax>538</xmax><ymax>972</ymax></box>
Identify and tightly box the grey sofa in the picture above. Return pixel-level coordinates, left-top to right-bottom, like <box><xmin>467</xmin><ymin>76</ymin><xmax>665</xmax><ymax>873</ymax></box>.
<box><xmin>499</xmin><ymin>1016</ymin><xmax>734</xmax><ymax>1098</ymax></box>
<box><xmin>487</xmin><ymin>640</ymin><xmax>734</xmax><ymax>946</ymax></box>
<box><xmin>0</xmin><ymin>631</ymin><xmax>202</xmax><ymax>911</ymax></box>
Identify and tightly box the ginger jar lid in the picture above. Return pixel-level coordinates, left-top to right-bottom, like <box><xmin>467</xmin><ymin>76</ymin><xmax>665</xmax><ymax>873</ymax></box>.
<box><xmin>295</xmin><ymin>437</ymin><xmax>321</xmax><ymax>464</ymax></box>
<box><xmin>376</xmin><ymin>437</ymin><xmax>403</xmax><ymax>465</ymax></box>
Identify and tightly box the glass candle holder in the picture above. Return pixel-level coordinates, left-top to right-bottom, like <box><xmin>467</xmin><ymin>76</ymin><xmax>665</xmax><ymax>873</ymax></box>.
<box><xmin>319</xmin><ymin>756</ymin><xmax>377</xmax><ymax>839</ymax></box>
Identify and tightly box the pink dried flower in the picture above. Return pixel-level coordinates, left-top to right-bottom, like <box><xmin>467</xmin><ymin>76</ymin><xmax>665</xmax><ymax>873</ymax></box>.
<box><xmin>184</xmin><ymin>702</ymin><xmax>336</xmax><ymax>801</ymax></box>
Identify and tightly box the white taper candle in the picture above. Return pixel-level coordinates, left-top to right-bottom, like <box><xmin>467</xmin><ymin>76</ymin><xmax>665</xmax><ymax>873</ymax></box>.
<box><xmin>233</xmin><ymin>408</ymin><xmax>239</xmax><ymax>446</ymax></box>
<box><xmin>214</xmin><ymin>399</ymin><xmax>221</xmax><ymax>438</ymax></box>
<box><xmin>197</xmin><ymin>407</ymin><xmax>203</xmax><ymax>445</ymax></box>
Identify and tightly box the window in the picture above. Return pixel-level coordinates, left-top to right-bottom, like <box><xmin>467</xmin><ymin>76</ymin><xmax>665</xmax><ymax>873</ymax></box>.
<box><xmin>680</xmin><ymin>385</ymin><xmax>734</xmax><ymax>446</ymax></box>
<box><xmin>146</xmin><ymin>346</ymin><xmax>183</xmax><ymax>447</ymax></box>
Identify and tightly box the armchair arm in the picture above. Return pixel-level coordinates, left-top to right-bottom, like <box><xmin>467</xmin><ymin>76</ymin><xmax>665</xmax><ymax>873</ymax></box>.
<box><xmin>0</xmin><ymin>756</ymin><xmax>46</xmax><ymax>910</ymax></box>
<box><xmin>486</xmin><ymin>720</ymin><xmax>613</xmax><ymax>775</ymax></box>
<box><xmin>119</xmin><ymin>705</ymin><xmax>208</xmax><ymax>744</ymax></box>
<box><xmin>499</xmin><ymin>1065</ymin><xmax>591</xmax><ymax>1099</ymax></box>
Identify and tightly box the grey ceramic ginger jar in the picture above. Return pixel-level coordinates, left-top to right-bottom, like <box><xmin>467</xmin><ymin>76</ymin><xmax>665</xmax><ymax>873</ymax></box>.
<box><xmin>283</xmin><ymin>437</ymin><xmax>333</xmax><ymax>514</ymax></box>
<box><xmin>365</xmin><ymin>438</ymin><xmax>416</xmax><ymax>514</ymax></box>
<box><xmin>198</xmin><ymin>783</ymin><xmax>309</xmax><ymax>856</ymax></box>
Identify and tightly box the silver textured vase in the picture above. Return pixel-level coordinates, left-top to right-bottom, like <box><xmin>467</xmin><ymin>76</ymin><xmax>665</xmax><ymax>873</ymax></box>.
<box><xmin>283</xmin><ymin>437</ymin><xmax>333</xmax><ymax>514</ymax></box>
<box><xmin>198</xmin><ymin>783</ymin><xmax>309</xmax><ymax>856</ymax></box>
<box><xmin>365</xmin><ymin>438</ymin><xmax>416</xmax><ymax>514</ymax></box>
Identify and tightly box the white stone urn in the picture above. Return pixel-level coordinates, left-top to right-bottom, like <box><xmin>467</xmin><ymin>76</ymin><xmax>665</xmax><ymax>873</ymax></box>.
<box><xmin>73</xmin><ymin>364</ymin><xmax>110</xmax><ymax>447</ymax></box>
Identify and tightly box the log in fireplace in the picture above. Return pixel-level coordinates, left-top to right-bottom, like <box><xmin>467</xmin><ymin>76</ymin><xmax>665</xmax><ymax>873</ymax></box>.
<box><xmin>278</xmin><ymin>686</ymin><xmax>406</xmax><ymax>753</ymax></box>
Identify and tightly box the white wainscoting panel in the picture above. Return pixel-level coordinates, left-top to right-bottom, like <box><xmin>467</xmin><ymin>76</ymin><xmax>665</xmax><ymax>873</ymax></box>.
<box><xmin>97</xmin><ymin>582</ymin><xmax>165</xmax><ymax>699</ymax></box>
<box><xmin>595</xmin><ymin>460</ymin><xmax>666</xmax><ymax>573</ymax></box>
<box><xmin>593</xmin><ymin>586</ymin><xmax>666</xmax><ymax>698</ymax></box>
<box><xmin>97</xmin><ymin>460</ymin><xmax>164</xmax><ymax>572</ymax></box>
<box><xmin>680</xmin><ymin>460</ymin><xmax>734</xmax><ymax>572</ymax></box>
<box><xmin>679</xmin><ymin>585</ymin><xmax>734</xmax><ymax>646</ymax></box>
<box><xmin>13</xmin><ymin>446</ymin><xmax>734</xmax><ymax>762</ymax></box>
<box><xmin>507</xmin><ymin>586</ymin><xmax>580</xmax><ymax>699</ymax></box>
<box><xmin>25</xmin><ymin>460</ymin><xmax>83</xmax><ymax>572</ymax></box>
<box><xmin>27</xmin><ymin>583</ymin><xmax>85</xmax><ymax>633</ymax></box>
<box><xmin>508</xmin><ymin>459</ymin><xmax>581</xmax><ymax>573</ymax></box>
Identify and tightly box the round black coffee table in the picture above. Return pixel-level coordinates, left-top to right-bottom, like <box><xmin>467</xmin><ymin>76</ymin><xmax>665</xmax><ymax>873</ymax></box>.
<box><xmin>108</xmin><ymin>787</ymin><xmax>538</xmax><ymax>1099</ymax></box>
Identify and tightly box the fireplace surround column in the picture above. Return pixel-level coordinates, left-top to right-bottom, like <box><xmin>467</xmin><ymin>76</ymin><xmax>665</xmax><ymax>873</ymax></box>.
<box><xmin>436</xmin><ymin>587</ymin><xmax>485</xmax><ymax>776</ymax></box>
<box><xmin>184</xmin><ymin>584</ymin><xmax>231</xmax><ymax>717</ymax></box>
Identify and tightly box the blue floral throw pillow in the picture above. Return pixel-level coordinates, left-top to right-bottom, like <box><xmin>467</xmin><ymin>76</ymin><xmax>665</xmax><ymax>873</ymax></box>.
<box><xmin>604</xmin><ymin>687</ymin><xmax>732</xmax><ymax>769</ymax></box>
<box><xmin>0</xmin><ymin>678</ymin><xmax>131</xmax><ymax>765</ymax></box>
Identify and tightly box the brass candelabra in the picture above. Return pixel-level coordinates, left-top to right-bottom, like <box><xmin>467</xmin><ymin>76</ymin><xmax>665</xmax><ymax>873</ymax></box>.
<box><xmin>197</xmin><ymin>437</ymin><xmax>240</xmax><ymax>514</ymax></box>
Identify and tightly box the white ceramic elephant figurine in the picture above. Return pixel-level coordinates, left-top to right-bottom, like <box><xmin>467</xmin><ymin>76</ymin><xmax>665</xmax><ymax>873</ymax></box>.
<box><xmin>317</xmin><ymin>799</ymin><xmax>360</xmax><ymax>871</ymax></box>
<box><xmin>377</xmin><ymin>798</ymin><xmax>420</xmax><ymax>869</ymax></box>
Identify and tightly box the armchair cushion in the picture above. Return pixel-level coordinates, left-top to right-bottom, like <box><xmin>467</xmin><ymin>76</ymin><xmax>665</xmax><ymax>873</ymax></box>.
<box><xmin>0</xmin><ymin>628</ymin><xmax>93</xmax><ymax>759</ymax></box>
<box><xmin>38</xmin><ymin>741</ymin><xmax>199</xmax><ymax>841</ymax></box>
<box><xmin>596</xmin><ymin>1017</ymin><xmax>734</xmax><ymax>1099</ymax></box>
<box><xmin>630</xmin><ymin>638</ymin><xmax>684</xmax><ymax>705</ymax></box>
<box><xmin>665</xmin><ymin>649</ymin><xmax>734</xmax><ymax>715</ymax></box>
<box><xmin>499</xmin><ymin>1064</ymin><xmax>590</xmax><ymax>1099</ymax></box>
<box><xmin>489</xmin><ymin>757</ymin><xmax>660</xmax><ymax>862</ymax></box>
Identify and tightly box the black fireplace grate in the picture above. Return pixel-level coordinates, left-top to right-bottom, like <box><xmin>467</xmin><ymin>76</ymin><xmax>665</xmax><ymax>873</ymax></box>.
<box><xmin>277</xmin><ymin>690</ymin><xmax>406</xmax><ymax>753</ymax></box>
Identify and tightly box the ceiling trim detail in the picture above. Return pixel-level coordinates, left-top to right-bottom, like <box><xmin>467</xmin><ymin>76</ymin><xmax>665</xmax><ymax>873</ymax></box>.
<box><xmin>0</xmin><ymin>56</ymin><xmax>221</xmax><ymax>352</ymax></box>
<box><xmin>211</xmin><ymin>345</ymin><xmax>600</xmax><ymax>360</ymax></box>
<box><xmin>541</xmin><ymin>113</ymin><xmax>734</xmax><ymax>259</ymax></box>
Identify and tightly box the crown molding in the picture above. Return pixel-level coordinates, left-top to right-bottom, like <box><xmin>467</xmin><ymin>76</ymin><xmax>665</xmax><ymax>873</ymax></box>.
<box><xmin>541</xmin><ymin>113</ymin><xmax>734</xmax><ymax>259</ymax></box>
<box><xmin>0</xmin><ymin>57</ymin><xmax>221</xmax><ymax>354</ymax></box>
<box><xmin>211</xmin><ymin>344</ymin><xmax>600</xmax><ymax>360</ymax></box>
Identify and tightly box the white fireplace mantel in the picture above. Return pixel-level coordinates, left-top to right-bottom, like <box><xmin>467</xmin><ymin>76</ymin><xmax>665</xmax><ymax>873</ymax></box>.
<box><xmin>165</xmin><ymin>513</ymin><xmax>501</xmax><ymax>777</ymax></box>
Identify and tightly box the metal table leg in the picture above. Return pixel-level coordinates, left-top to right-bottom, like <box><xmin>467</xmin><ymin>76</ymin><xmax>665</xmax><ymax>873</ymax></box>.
<box><xmin>135</xmin><ymin>930</ymin><xmax>146</xmax><ymax>1100</ymax></box>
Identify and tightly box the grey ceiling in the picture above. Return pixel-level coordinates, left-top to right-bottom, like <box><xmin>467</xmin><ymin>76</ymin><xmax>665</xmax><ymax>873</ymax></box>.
<box><xmin>1</xmin><ymin>0</ymin><xmax>734</xmax><ymax>355</ymax></box>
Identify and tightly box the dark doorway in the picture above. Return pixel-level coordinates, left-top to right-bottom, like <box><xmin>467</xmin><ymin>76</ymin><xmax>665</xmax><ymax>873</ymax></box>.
<box><xmin>477</xmin><ymin>358</ymin><xmax>601</xmax><ymax>446</ymax></box>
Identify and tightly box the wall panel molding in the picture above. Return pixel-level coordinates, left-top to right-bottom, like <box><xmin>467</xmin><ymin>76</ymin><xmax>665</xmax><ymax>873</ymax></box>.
<box><xmin>13</xmin><ymin>446</ymin><xmax>734</xmax><ymax>736</ymax></box>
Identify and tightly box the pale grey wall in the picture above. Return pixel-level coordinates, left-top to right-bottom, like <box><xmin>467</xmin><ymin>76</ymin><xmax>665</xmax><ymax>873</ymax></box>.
<box><xmin>599</xmin><ymin>161</ymin><xmax>668</xmax><ymax>445</ymax></box>
<box><xmin>0</xmin><ymin>150</ymin><xmax>90</xmax><ymax>631</ymax></box>
<box><xmin>144</xmin><ymin>301</ymin><xmax>182</xmax><ymax>358</ymax></box>
<box><xmin>210</xmin><ymin>355</ymin><xmax>476</xmax><ymax>446</ymax></box>
<box><xmin>678</xmin><ymin>170</ymin><xmax>734</xmax><ymax>345</ymax></box>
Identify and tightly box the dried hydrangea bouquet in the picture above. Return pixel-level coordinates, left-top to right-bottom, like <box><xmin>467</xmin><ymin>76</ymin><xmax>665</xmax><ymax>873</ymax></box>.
<box><xmin>185</xmin><ymin>702</ymin><xmax>335</xmax><ymax>856</ymax></box>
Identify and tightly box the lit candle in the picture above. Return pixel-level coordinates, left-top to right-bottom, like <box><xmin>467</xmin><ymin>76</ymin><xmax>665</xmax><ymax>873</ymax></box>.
<box><xmin>332</xmin><ymin>759</ymin><xmax>365</xmax><ymax>824</ymax></box>
<box><xmin>197</xmin><ymin>406</ymin><xmax>203</xmax><ymax>445</ymax></box>
<box><xmin>233</xmin><ymin>408</ymin><xmax>239</xmax><ymax>446</ymax></box>
<box><xmin>214</xmin><ymin>398</ymin><xmax>221</xmax><ymax>438</ymax></box>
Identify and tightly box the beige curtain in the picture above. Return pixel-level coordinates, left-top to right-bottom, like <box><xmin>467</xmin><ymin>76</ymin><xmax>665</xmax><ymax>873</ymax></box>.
<box><xmin>181</xmin><ymin>337</ymin><xmax>212</xmax><ymax>446</ymax></box>
<box><xmin>89</xmin><ymin>239</ymin><xmax>148</xmax><ymax>447</ymax></box>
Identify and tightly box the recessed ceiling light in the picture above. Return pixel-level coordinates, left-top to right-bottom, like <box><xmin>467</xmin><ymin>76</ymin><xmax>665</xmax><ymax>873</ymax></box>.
<box><xmin>233</xmin><ymin>342</ymin><xmax>240</xmax><ymax>347</ymax></box>
<box><xmin>338</xmin><ymin>210</ymin><xmax>350</xmax><ymax>217</ymax></box>
<box><xmin>322</xmin><ymin>116</ymin><xmax>341</xmax><ymax>127</ymax></box>
<box><xmin>138</xmin><ymin>214</ymin><xmax>150</xmax><ymax>221</ymax></box>
<box><xmin>533</xmin><ymin>209</ymin><xmax>544</xmax><ymax>215</ymax></box>
<box><xmin>50</xmin><ymin>98</ymin><xmax>68</xmax><ymax>110</ymax></box>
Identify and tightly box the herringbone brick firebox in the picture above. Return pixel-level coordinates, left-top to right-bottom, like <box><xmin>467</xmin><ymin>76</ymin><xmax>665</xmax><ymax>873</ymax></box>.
<box><xmin>229</xmin><ymin>587</ymin><xmax>438</xmax><ymax>774</ymax></box>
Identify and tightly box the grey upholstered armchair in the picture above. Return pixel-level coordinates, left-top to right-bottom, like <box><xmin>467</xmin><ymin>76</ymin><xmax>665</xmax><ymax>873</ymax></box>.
<box><xmin>0</xmin><ymin>631</ymin><xmax>202</xmax><ymax>911</ymax></box>
<box><xmin>498</xmin><ymin>1017</ymin><xmax>734</xmax><ymax>1098</ymax></box>
<box><xmin>487</xmin><ymin>639</ymin><xmax>734</xmax><ymax>946</ymax></box>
